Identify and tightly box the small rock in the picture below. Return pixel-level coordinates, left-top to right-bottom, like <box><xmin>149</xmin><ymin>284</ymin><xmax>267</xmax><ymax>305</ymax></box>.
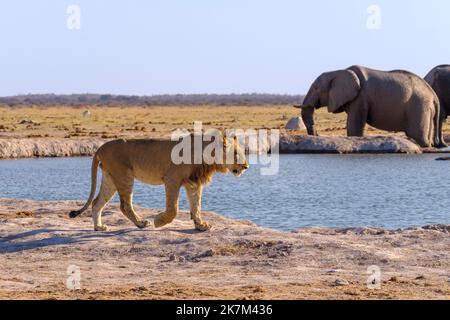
<box><xmin>19</xmin><ymin>119</ymin><xmax>37</xmax><ymax>125</ymax></box>
<box><xmin>285</xmin><ymin>117</ymin><xmax>306</xmax><ymax>131</ymax></box>
<box><xmin>15</xmin><ymin>211</ymin><xmax>34</xmax><ymax>218</ymax></box>
<box><xmin>169</xmin><ymin>254</ymin><xmax>177</xmax><ymax>261</ymax></box>
<box><xmin>202</xmin><ymin>249</ymin><xmax>215</xmax><ymax>257</ymax></box>
<box><xmin>388</xmin><ymin>276</ymin><xmax>399</xmax><ymax>282</ymax></box>
<box><xmin>325</xmin><ymin>269</ymin><xmax>339</xmax><ymax>274</ymax></box>
<box><xmin>334</xmin><ymin>279</ymin><xmax>349</xmax><ymax>286</ymax></box>
<box><xmin>252</xmin><ymin>286</ymin><xmax>265</xmax><ymax>293</ymax></box>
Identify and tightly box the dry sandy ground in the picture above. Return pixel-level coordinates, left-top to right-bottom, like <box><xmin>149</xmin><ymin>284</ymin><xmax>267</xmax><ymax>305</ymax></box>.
<box><xmin>0</xmin><ymin>199</ymin><xmax>448</xmax><ymax>300</ymax></box>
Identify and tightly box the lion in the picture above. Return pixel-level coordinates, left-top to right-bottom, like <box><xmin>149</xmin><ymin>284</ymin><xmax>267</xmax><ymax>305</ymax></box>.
<box><xmin>69</xmin><ymin>134</ymin><xmax>249</xmax><ymax>232</ymax></box>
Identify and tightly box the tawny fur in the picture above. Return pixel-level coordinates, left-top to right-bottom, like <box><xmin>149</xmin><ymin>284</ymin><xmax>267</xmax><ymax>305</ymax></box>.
<box><xmin>69</xmin><ymin>135</ymin><xmax>249</xmax><ymax>232</ymax></box>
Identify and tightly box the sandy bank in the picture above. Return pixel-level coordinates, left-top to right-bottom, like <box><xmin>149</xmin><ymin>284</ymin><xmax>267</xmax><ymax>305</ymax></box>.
<box><xmin>0</xmin><ymin>199</ymin><xmax>448</xmax><ymax>300</ymax></box>
<box><xmin>1</xmin><ymin>134</ymin><xmax>444</xmax><ymax>159</ymax></box>
<box><xmin>0</xmin><ymin>138</ymin><xmax>106</xmax><ymax>159</ymax></box>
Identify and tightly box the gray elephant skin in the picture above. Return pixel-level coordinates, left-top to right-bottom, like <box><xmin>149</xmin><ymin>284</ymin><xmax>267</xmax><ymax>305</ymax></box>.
<box><xmin>425</xmin><ymin>65</ymin><xmax>450</xmax><ymax>134</ymax></box>
<box><xmin>297</xmin><ymin>65</ymin><xmax>446</xmax><ymax>148</ymax></box>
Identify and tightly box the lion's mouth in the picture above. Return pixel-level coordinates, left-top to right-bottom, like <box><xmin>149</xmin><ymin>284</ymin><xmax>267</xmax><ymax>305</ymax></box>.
<box><xmin>231</xmin><ymin>164</ymin><xmax>249</xmax><ymax>176</ymax></box>
<box><xmin>232</xmin><ymin>169</ymin><xmax>246</xmax><ymax>176</ymax></box>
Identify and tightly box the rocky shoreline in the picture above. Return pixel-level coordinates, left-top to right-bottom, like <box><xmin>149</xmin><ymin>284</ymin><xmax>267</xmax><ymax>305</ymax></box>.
<box><xmin>0</xmin><ymin>199</ymin><xmax>448</xmax><ymax>300</ymax></box>
<box><xmin>1</xmin><ymin>134</ymin><xmax>447</xmax><ymax>159</ymax></box>
<box><xmin>278</xmin><ymin>134</ymin><xmax>423</xmax><ymax>154</ymax></box>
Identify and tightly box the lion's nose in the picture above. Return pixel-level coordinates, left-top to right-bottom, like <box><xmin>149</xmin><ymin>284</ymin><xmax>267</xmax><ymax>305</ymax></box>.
<box><xmin>243</xmin><ymin>163</ymin><xmax>249</xmax><ymax>169</ymax></box>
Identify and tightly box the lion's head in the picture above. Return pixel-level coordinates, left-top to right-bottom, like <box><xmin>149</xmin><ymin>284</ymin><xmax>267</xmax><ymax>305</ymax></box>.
<box><xmin>223</xmin><ymin>136</ymin><xmax>249</xmax><ymax>177</ymax></box>
<box><xmin>187</xmin><ymin>134</ymin><xmax>249</xmax><ymax>185</ymax></box>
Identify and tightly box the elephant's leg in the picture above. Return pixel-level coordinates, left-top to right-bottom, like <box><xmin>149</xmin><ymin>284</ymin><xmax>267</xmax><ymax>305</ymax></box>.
<box><xmin>91</xmin><ymin>171</ymin><xmax>117</xmax><ymax>231</ymax></box>
<box><xmin>405</xmin><ymin>107</ymin><xmax>433</xmax><ymax>148</ymax></box>
<box><xmin>346</xmin><ymin>102</ymin><xmax>368</xmax><ymax>137</ymax></box>
<box><xmin>185</xmin><ymin>183</ymin><xmax>211</xmax><ymax>232</ymax></box>
<box><xmin>437</xmin><ymin>105</ymin><xmax>448</xmax><ymax>147</ymax></box>
<box><xmin>154</xmin><ymin>177</ymin><xmax>181</xmax><ymax>228</ymax></box>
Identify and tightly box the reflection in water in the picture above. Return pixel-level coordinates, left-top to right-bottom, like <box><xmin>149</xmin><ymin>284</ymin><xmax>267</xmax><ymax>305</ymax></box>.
<box><xmin>1</xmin><ymin>155</ymin><xmax>449</xmax><ymax>230</ymax></box>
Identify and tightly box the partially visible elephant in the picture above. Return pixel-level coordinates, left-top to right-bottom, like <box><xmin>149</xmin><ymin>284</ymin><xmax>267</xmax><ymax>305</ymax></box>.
<box><xmin>425</xmin><ymin>65</ymin><xmax>450</xmax><ymax>131</ymax></box>
<box><xmin>296</xmin><ymin>65</ymin><xmax>446</xmax><ymax>148</ymax></box>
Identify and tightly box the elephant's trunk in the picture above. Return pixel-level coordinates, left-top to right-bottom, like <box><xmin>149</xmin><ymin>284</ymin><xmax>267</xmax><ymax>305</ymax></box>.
<box><xmin>296</xmin><ymin>89</ymin><xmax>319</xmax><ymax>136</ymax></box>
<box><xmin>300</xmin><ymin>106</ymin><xmax>317</xmax><ymax>136</ymax></box>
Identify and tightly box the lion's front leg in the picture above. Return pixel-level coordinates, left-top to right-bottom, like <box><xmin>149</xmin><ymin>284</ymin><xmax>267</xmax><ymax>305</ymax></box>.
<box><xmin>185</xmin><ymin>183</ymin><xmax>211</xmax><ymax>232</ymax></box>
<box><xmin>154</xmin><ymin>179</ymin><xmax>181</xmax><ymax>228</ymax></box>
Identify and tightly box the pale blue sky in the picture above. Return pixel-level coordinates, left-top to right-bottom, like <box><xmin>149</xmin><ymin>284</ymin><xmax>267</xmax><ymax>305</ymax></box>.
<box><xmin>0</xmin><ymin>0</ymin><xmax>449</xmax><ymax>96</ymax></box>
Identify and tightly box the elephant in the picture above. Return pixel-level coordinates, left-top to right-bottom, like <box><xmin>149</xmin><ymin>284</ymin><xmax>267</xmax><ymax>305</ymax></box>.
<box><xmin>295</xmin><ymin>65</ymin><xmax>446</xmax><ymax>148</ymax></box>
<box><xmin>425</xmin><ymin>64</ymin><xmax>450</xmax><ymax>132</ymax></box>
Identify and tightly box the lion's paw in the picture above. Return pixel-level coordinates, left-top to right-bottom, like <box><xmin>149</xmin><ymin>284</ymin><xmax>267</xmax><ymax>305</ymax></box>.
<box><xmin>94</xmin><ymin>225</ymin><xmax>110</xmax><ymax>232</ymax></box>
<box><xmin>154</xmin><ymin>215</ymin><xmax>169</xmax><ymax>228</ymax></box>
<box><xmin>136</xmin><ymin>219</ymin><xmax>150</xmax><ymax>229</ymax></box>
<box><xmin>195</xmin><ymin>221</ymin><xmax>212</xmax><ymax>232</ymax></box>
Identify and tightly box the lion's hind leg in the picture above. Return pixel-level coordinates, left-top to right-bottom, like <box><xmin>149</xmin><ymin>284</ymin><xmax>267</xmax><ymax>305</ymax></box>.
<box><xmin>92</xmin><ymin>171</ymin><xmax>117</xmax><ymax>231</ymax></box>
<box><xmin>115</xmin><ymin>174</ymin><xmax>150</xmax><ymax>229</ymax></box>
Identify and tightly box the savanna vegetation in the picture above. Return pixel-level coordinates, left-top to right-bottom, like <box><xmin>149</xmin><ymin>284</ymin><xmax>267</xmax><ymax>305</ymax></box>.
<box><xmin>1</xmin><ymin>103</ymin><xmax>449</xmax><ymax>140</ymax></box>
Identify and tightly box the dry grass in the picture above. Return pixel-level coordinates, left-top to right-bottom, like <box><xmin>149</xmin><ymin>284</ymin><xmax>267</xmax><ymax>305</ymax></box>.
<box><xmin>0</xmin><ymin>105</ymin><xmax>298</xmax><ymax>139</ymax></box>
<box><xmin>2</xmin><ymin>105</ymin><xmax>450</xmax><ymax>139</ymax></box>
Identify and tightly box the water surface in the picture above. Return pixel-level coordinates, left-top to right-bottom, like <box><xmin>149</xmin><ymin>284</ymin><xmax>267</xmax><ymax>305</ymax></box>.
<box><xmin>1</xmin><ymin>155</ymin><xmax>449</xmax><ymax>230</ymax></box>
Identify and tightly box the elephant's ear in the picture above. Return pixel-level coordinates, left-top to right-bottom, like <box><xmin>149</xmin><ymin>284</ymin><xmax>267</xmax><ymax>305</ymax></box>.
<box><xmin>328</xmin><ymin>70</ymin><xmax>361</xmax><ymax>113</ymax></box>
<box><xmin>424</xmin><ymin>69</ymin><xmax>435</xmax><ymax>86</ymax></box>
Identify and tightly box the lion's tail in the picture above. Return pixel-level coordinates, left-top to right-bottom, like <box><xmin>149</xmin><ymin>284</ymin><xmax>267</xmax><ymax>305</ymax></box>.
<box><xmin>69</xmin><ymin>154</ymin><xmax>100</xmax><ymax>218</ymax></box>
